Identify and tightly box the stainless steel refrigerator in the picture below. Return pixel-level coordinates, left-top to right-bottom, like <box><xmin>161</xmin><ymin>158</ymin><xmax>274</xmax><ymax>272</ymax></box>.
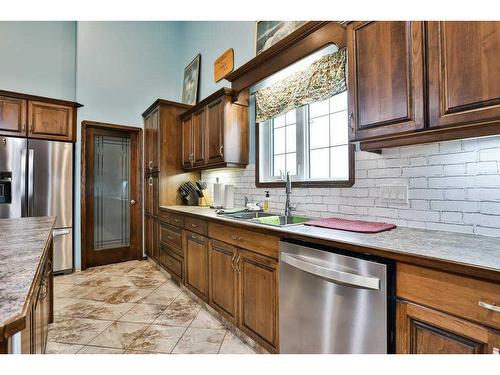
<box><xmin>0</xmin><ymin>136</ymin><xmax>73</xmax><ymax>273</ymax></box>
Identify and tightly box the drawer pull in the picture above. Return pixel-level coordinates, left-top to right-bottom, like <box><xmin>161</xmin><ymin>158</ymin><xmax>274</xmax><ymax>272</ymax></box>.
<box><xmin>167</xmin><ymin>262</ymin><xmax>174</xmax><ymax>266</ymax></box>
<box><xmin>191</xmin><ymin>223</ymin><xmax>198</xmax><ymax>228</ymax></box>
<box><xmin>231</xmin><ymin>235</ymin><xmax>242</xmax><ymax>241</ymax></box>
<box><xmin>479</xmin><ymin>301</ymin><xmax>500</xmax><ymax>313</ymax></box>
<box><xmin>173</xmin><ymin>218</ymin><xmax>180</xmax><ymax>223</ymax></box>
<box><xmin>191</xmin><ymin>234</ymin><xmax>199</xmax><ymax>240</ymax></box>
<box><xmin>167</xmin><ymin>235</ymin><xmax>174</xmax><ymax>240</ymax></box>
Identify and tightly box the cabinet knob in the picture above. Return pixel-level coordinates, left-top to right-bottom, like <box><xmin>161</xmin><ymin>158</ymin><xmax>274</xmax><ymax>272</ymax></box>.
<box><xmin>130</xmin><ymin>199</ymin><xmax>136</xmax><ymax>205</ymax></box>
<box><xmin>230</xmin><ymin>234</ymin><xmax>242</xmax><ymax>241</ymax></box>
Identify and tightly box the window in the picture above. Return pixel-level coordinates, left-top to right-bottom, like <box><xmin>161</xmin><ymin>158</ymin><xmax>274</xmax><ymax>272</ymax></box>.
<box><xmin>254</xmin><ymin>44</ymin><xmax>353</xmax><ymax>187</ymax></box>
<box><xmin>258</xmin><ymin>90</ymin><xmax>351</xmax><ymax>184</ymax></box>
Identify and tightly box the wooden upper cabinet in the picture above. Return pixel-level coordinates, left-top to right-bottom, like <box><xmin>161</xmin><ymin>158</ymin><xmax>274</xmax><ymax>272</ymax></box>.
<box><xmin>0</xmin><ymin>96</ymin><xmax>27</xmax><ymax>136</ymax></box>
<box><xmin>206</xmin><ymin>98</ymin><xmax>225</xmax><ymax>164</ymax></box>
<box><xmin>427</xmin><ymin>21</ymin><xmax>500</xmax><ymax>129</ymax></box>
<box><xmin>397</xmin><ymin>301</ymin><xmax>500</xmax><ymax>354</ymax></box>
<box><xmin>144</xmin><ymin>107</ymin><xmax>160</xmax><ymax>173</ymax></box>
<box><xmin>180</xmin><ymin>88</ymin><xmax>248</xmax><ymax>171</ymax></box>
<box><xmin>28</xmin><ymin>101</ymin><xmax>75</xmax><ymax>141</ymax></box>
<box><xmin>208</xmin><ymin>240</ymin><xmax>239</xmax><ymax>324</ymax></box>
<box><xmin>238</xmin><ymin>249</ymin><xmax>278</xmax><ymax>352</ymax></box>
<box><xmin>184</xmin><ymin>230</ymin><xmax>209</xmax><ymax>302</ymax></box>
<box><xmin>348</xmin><ymin>21</ymin><xmax>425</xmax><ymax>141</ymax></box>
<box><xmin>181</xmin><ymin>117</ymin><xmax>193</xmax><ymax>167</ymax></box>
<box><xmin>192</xmin><ymin>109</ymin><xmax>206</xmax><ymax>166</ymax></box>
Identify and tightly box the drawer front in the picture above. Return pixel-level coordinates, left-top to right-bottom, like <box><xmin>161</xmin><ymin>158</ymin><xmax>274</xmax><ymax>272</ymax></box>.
<box><xmin>159</xmin><ymin>222</ymin><xmax>182</xmax><ymax>255</ymax></box>
<box><xmin>397</xmin><ymin>263</ymin><xmax>500</xmax><ymax>330</ymax></box>
<box><xmin>160</xmin><ymin>244</ymin><xmax>183</xmax><ymax>279</ymax></box>
<box><xmin>159</xmin><ymin>209</ymin><xmax>170</xmax><ymax>223</ymax></box>
<box><xmin>208</xmin><ymin>222</ymin><xmax>278</xmax><ymax>259</ymax></box>
<box><xmin>170</xmin><ymin>213</ymin><xmax>185</xmax><ymax>228</ymax></box>
<box><xmin>185</xmin><ymin>216</ymin><xmax>208</xmax><ymax>235</ymax></box>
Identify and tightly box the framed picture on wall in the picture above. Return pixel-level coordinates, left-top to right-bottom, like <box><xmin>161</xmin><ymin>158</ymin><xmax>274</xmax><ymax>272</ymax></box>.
<box><xmin>182</xmin><ymin>54</ymin><xmax>201</xmax><ymax>105</ymax></box>
<box><xmin>255</xmin><ymin>21</ymin><xmax>307</xmax><ymax>55</ymax></box>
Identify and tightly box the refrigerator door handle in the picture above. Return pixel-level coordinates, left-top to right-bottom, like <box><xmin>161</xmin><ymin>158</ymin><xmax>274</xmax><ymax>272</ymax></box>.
<box><xmin>53</xmin><ymin>228</ymin><xmax>71</xmax><ymax>237</ymax></box>
<box><xmin>28</xmin><ymin>149</ymin><xmax>34</xmax><ymax>216</ymax></box>
<box><xmin>20</xmin><ymin>148</ymin><xmax>27</xmax><ymax>217</ymax></box>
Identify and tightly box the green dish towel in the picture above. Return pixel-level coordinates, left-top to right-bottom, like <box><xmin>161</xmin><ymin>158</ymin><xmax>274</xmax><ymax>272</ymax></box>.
<box><xmin>218</xmin><ymin>207</ymin><xmax>247</xmax><ymax>215</ymax></box>
<box><xmin>254</xmin><ymin>216</ymin><xmax>281</xmax><ymax>225</ymax></box>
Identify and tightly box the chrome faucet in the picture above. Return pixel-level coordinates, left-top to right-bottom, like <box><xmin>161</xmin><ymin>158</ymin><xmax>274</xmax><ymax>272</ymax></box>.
<box><xmin>284</xmin><ymin>171</ymin><xmax>295</xmax><ymax>216</ymax></box>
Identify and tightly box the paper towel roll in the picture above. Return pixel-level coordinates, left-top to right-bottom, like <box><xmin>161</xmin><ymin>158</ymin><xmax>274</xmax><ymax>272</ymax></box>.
<box><xmin>213</xmin><ymin>181</ymin><xmax>224</xmax><ymax>208</ymax></box>
<box><xmin>224</xmin><ymin>185</ymin><xmax>235</xmax><ymax>209</ymax></box>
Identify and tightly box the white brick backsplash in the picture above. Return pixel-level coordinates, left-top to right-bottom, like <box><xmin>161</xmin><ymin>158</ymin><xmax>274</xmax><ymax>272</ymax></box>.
<box><xmin>429</xmin><ymin>152</ymin><xmax>476</xmax><ymax>165</ymax></box>
<box><xmin>479</xmin><ymin>148</ymin><xmax>500</xmax><ymax>162</ymax></box>
<box><xmin>201</xmin><ymin>135</ymin><xmax>500</xmax><ymax>237</ymax></box>
<box><xmin>402</xmin><ymin>165</ymin><xmax>443</xmax><ymax>177</ymax></box>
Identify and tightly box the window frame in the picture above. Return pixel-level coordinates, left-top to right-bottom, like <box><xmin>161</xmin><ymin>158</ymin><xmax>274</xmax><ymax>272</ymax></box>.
<box><xmin>255</xmin><ymin>102</ymin><xmax>355</xmax><ymax>188</ymax></box>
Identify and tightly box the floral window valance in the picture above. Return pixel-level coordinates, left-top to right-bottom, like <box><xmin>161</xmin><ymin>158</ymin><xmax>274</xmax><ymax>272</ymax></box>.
<box><xmin>255</xmin><ymin>48</ymin><xmax>347</xmax><ymax>123</ymax></box>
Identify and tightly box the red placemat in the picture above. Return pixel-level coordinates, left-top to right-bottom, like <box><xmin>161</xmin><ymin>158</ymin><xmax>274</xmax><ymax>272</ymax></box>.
<box><xmin>305</xmin><ymin>217</ymin><xmax>396</xmax><ymax>233</ymax></box>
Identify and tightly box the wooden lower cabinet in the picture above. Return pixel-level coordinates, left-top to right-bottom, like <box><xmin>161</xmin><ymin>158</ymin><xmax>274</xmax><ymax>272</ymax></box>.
<box><xmin>397</xmin><ymin>301</ymin><xmax>500</xmax><ymax>354</ymax></box>
<box><xmin>238</xmin><ymin>249</ymin><xmax>279</xmax><ymax>353</ymax></box>
<box><xmin>184</xmin><ymin>230</ymin><xmax>209</xmax><ymax>301</ymax></box>
<box><xmin>160</xmin><ymin>244</ymin><xmax>183</xmax><ymax>281</ymax></box>
<box><xmin>144</xmin><ymin>214</ymin><xmax>159</xmax><ymax>261</ymax></box>
<box><xmin>208</xmin><ymin>240</ymin><xmax>239</xmax><ymax>324</ymax></box>
<box><xmin>207</xmin><ymin>239</ymin><xmax>279</xmax><ymax>353</ymax></box>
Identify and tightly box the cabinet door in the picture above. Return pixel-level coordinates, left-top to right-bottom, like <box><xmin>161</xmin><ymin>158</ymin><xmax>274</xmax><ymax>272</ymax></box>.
<box><xmin>209</xmin><ymin>240</ymin><xmax>239</xmax><ymax>324</ymax></box>
<box><xmin>144</xmin><ymin>108</ymin><xmax>160</xmax><ymax>172</ymax></box>
<box><xmin>184</xmin><ymin>231</ymin><xmax>208</xmax><ymax>301</ymax></box>
<box><xmin>238</xmin><ymin>249</ymin><xmax>278</xmax><ymax>352</ymax></box>
<box><xmin>145</xmin><ymin>176</ymin><xmax>152</xmax><ymax>215</ymax></box>
<box><xmin>0</xmin><ymin>96</ymin><xmax>27</xmax><ymax>136</ymax></box>
<box><xmin>144</xmin><ymin>214</ymin><xmax>152</xmax><ymax>258</ymax></box>
<box><xmin>397</xmin><ymin>301</ymin><xmax>500</xmax><ymax>354</ymax></box>
<box><xmin>28</xmin><ymin>101</ymin><xmax>74</xmax><ymax>141</ymax></box>
<box><xmin>152</xmin><ymin>218</ymin><xmax>159</xmax><ymax>261</ymax></box>
<box><xmin>182</xmin><ymin>116</ymin><xmax>193</xmax><ymax>167</ymax></box>
<box><xmin>192</xmin><ymin>109</ymin><xmax>206</xmax><ymax>166</ymax></box>
<box><xmin>427</xmin><ymin>21</ymin><xmax>500</xmax><ymax>129</ymax></box>
<box><xmin>206</xmin><ymin>98</ymin><xmax>225</xmax><ymax>164</ymax></box>
<box><xmin>152</xmin><ymin>175</ymin><xmax>159</xmax><ymax>217</ymax></box>
<box><xmin>348</xmin><ymin>21</ymin><xmax>425</xmax><ymax>141</ymax></box>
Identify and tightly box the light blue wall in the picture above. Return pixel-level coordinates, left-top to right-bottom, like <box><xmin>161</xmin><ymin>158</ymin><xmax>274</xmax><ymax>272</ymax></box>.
<box><xmin>177</xmin><ymin>21</ymin><xmax>256</xmax><ymax>101</ymax></box>
<box><xmin>73</xmin><ymin>21</ymin><xmax>183</xmax><ymax>268</ymax></box>
<box><xmin>0</xmin><ymin>21</ymin><xmax>76</xmax><ymax>100</ymax></box>
<box><xmin>177</xmin><ymin>21</ymin><xmax>257</xmax><ymax>160</ymax></box>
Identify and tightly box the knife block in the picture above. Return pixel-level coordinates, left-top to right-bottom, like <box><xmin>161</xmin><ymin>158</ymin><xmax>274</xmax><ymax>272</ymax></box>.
<box><xmin>184</xmin><ymin>191</ymin><xmax>199</xmax><ymax>206</ymax></box>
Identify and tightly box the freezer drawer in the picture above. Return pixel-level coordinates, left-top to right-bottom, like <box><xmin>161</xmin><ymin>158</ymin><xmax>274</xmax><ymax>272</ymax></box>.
<box><xmin>279</xmin><ymin>240</ymin><xmax>394</xmax><ymax>354</ymax></box>
<box><xmin>53</xmin><ymin>227</ymin><xmax>73</xmax><ymax>273</ymax></box>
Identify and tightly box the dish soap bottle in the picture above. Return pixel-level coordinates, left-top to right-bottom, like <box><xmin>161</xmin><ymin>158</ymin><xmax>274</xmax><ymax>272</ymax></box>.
<box><xmin>263</xmin><ymin>191</ymin><xmax>270</xmax><ymax>213</ymax></box>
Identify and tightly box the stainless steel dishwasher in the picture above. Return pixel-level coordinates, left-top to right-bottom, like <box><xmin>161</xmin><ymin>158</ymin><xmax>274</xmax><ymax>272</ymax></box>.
<box><xmin>279</xmin><ymin>240</ymin><xmax>395</xmax><ymax>354</ymax></box>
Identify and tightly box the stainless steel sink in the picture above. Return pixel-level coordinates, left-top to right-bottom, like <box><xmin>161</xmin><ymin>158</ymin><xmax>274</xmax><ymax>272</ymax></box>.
<box><xmin>251</xmin><ymin>215</ymin><xmax>310</xmax><ymax>227</ymax></box>
<box><xmin>222</xmin><ymin>211</ymin><xmax>276</xmax><ymax>220</ymax></box>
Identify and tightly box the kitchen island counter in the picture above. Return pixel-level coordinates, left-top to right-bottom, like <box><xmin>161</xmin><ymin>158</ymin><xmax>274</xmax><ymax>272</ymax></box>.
<box><xmin>0</xmin><ymin>216</ymin><xmax>55</xmax><ymax>350</ymax></box>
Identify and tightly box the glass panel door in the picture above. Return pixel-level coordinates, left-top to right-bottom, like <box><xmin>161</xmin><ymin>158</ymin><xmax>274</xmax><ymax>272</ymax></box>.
<box><xmin>93</xmin><ymin>135</ymin><xmax>131</xmax><ymax>251</ymax></box>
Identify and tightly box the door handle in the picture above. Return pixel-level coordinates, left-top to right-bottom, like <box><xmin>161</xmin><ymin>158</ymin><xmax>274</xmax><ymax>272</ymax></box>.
<box><xmin>280</xmin><ymin>252</ymin><xmax>380</xmax><ymax>290</ymax></box>
<box><xmin>479</xmin><ymin>301</ymin><xmax>500</xmax><ymax>313</ymax></box>
<box><xmin>20</xmin><ymin>148</ymin><xmax>27</xmax><ymax>217</ymax></box>
<box><xmin>28</xmin><ymin>149</ymin><xmax>34</xmax><ymax>216</ymax></box>
<box><xmin>130</xmin><ymin>199</ymin><xmax>136</xmax><ymax>205</ymax></box>
<box><xmin>53</xmin><ymin>228</ymin><xmax>70</xmax><ymax>237</ymax></box>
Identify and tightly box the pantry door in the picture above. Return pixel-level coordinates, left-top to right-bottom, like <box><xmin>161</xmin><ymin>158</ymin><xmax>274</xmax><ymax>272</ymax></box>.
<box><xmin>81</xmin><ymin>121</ymin><xmax>142</xmax><ymax>270</ymax></box>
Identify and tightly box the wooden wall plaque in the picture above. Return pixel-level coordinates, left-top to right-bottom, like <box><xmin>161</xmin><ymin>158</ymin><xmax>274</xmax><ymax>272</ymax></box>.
<box><xmin>214</xmin><ymin>48</ymin><xmax>234</xmax><ymax>82</ymax></box>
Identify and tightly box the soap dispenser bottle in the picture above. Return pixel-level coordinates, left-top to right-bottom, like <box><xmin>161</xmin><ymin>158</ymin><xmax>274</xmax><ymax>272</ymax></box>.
<box><xmin>263</xmin><ymin>191</ymin><xmax>270</xmax><ymax>213</ymax></box>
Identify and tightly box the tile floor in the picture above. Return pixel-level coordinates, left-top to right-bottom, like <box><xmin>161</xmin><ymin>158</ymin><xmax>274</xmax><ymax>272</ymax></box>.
<box><xmin>47</xmin><ymin>260</ymin><xmax>255</xmax><ymax>354</ymax></box>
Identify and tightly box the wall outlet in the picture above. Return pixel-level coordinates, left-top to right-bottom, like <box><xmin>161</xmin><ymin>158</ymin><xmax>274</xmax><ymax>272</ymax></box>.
<box><xmin>380</xmin><ymin>185</ymin><xmax>408</xmax><ymax>206</ymax></box>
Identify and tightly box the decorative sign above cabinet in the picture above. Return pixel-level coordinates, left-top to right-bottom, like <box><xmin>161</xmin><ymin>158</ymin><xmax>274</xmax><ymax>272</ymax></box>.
<box><xmin>214</xmin><ymin>48</ymin><xmax>234</xmax><ymax>82</ymax></box>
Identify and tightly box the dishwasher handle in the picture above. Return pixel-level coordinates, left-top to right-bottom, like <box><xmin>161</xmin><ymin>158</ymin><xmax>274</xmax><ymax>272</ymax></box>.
<box><xmin>280</xmin><ymin>252</ymin><xmax>381</xmax><ymax>290</ymax></box>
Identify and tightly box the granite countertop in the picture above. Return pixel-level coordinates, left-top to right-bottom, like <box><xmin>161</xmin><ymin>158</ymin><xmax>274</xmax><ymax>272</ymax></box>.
<box><xmin>161</xmin><ymin>205</ymin><xmax>500</xmax><ymax>278</ymax></box>
<box><xmin>0</xmin><ymin>217</ymin><xmax>55</xmax><ymax>338</ymax></box>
